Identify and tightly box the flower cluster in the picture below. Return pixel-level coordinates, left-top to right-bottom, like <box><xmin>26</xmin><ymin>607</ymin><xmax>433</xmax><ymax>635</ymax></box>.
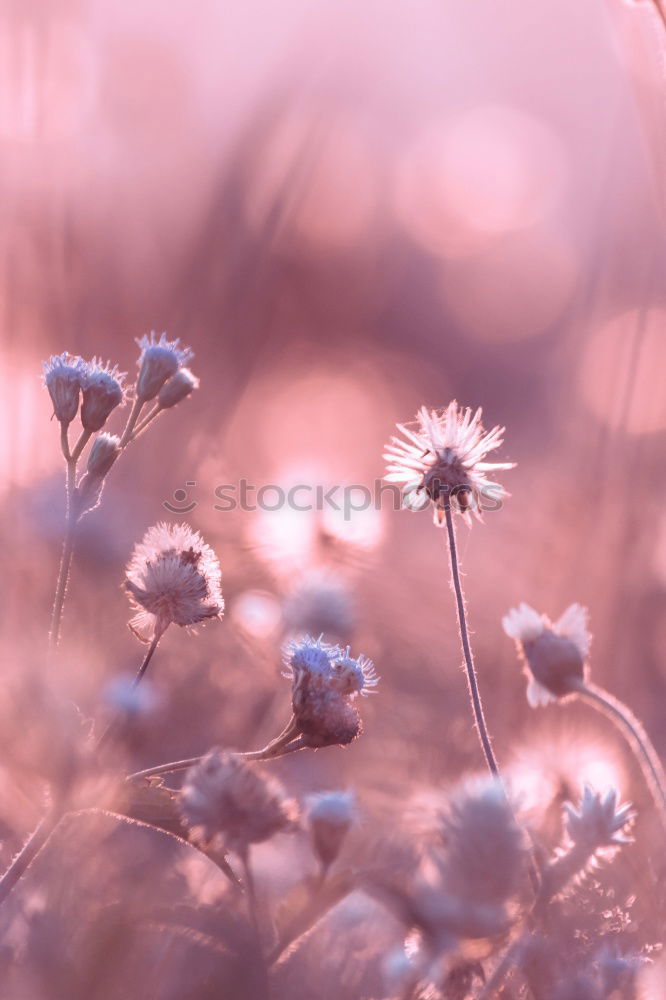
<box><xmin>135</xmin><ymin>331</ymin><xmax>195</xmax><ymax>405</ymax></box>
<box><xmin>180</xmin><ymin>749</ymin><xmax>298</xmax><ymax>855</ymax></box>
<box><xmin>125</xmin><ymin>522</ymin><xmax>224</xmax><ymax>642</ymax></box>
<box><xmin>43</xmin><ymin>353</ymin><xmax>125</xmax><ymax>430</ymax></box>
<box><xmin>502</xmin><ymin>602</ymin><xmax>590</xmax><ymax>706</ymax></box>
<box><xmin>283</xmin><ymin>635</ymin><xmax>378</xmax><ymax>748</ymax></box>
<box><xmin>384</xmin><ymin>401</ymin><xmax>514</xmax><ymax>523</ymax></box>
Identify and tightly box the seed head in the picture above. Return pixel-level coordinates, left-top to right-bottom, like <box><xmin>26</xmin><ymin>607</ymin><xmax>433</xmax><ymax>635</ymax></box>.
<box><xmin>80</xmin><ymin>359</ymin><xmax>125</xmax><ymax>431</ymax></box>
<box><xmin>125</xmin><ymin>522</ymin><xmax>223</xmax><ymax>641</ymax></box>
<box><xmin>502</xmin><ymin>602</ymin><xmax>590</xmax><ymax>706</ymax></box>
<box><xmin>306</xmin><ymin>790</ymin><xmax>356</xmax><ymax>868</ymax></box>
<box><xmin>180</xmin><ymin>749</ymin><xmax>297</xmax><ymax>854</ymax></box>
<box><xmin>384</xmin><ymin>402</ymin><xmax>514</xmax><ymax>524</ymax></box>
<box><xmin>564</xmin><ymin>785</ymin><xmax>634</xmax><ymax>850</ymax></box>
<box><xmin>158</xmin><ymin>367</ymin><xmax>199</xmax><ymax>409</ymax></box>
<box><xmin>135</xmin><ymin>332</ymin><xmax>193</xmax><ymax>402</ymax></box>
<box><xmin>42</xmin><ymin>353</ymin><xmax>87</xmax><ymax>424</ymax></box>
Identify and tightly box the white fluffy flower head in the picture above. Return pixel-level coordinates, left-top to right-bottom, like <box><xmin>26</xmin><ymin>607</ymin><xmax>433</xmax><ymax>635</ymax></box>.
<box><xmin>125</xmin><ymin>522</ymin><xmax>223</xmax><ymax>641</ymax></box>
<box><xmin>502</xmin><ymin>602</ymin><xmax>590</xmax><ymax>707</ymax></box>
<box><xmin>384</xmin><ymin>402</ymin><xmax>514</xmax><ymax>524</ymax></box>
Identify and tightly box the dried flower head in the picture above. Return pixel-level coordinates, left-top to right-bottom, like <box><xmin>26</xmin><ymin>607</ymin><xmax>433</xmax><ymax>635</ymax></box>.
<box><xmin>502</xmin><ymin>602</ymin><xmax>590</xmax><ymax>707</ymax></box>
<box><xmin>125</xmin><ymin>522</ymin><xmax>224</xmax><ymax>641</ymax></box>
<box><xmin>564</xmin><ymin>785</ymin><xmax>634</xmax><ymax>850</ymax></box>
<box><xmin>283</xmin><ymin>635</ymin><xmax>376</xmax><ymax>748</ymax></box>
<box><xmin>135</xmin><ymin>332</ymin><xmax>193</xmax><ymax>402</ymax></box>
<box><xmin>80</xmin><ymin>359</ymin><xmax>125</xmax><ymax>431</ymax></box>
<box><xmin>306</xmin><ymin>790</ymin><xmax>356</xmax><ymax>868</ymax></box>
<box><xmin>180</xmin><ymin>749</ymin><xmax>297</xmax><ymax>854</ymax></box>
<box><xmin>384</xmin><ymin>402</ymin><xmax>514</xmax><ymax>523</ymax></box>
<box><xmin>158</xmin><ymin>367</ymin><xmax>199</xmax><ymax>409</ymax></box>
<box><xmin>42</xmin><ymin>353</ymin><xmax>87</xmax><ymax>424</ymax></box>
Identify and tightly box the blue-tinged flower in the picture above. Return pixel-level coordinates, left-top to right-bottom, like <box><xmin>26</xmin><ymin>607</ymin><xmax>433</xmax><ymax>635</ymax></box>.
<box><xmin>135</xmin><ymin>332</ymin><xmax>193</xmax><ymax>402</ymax></box>
<box><xmin>42</xmin><ymin>353</ymin><xmax>87</xmax><ymax>424</ymax></box>
<box><xmin>283</xmin><ymin>635</ymin><xmax>378</xmax><ymax>748</ymax></box>
<box><xmin>80</xmin><ymin>358</ymin><xmax>125</xmax><ymax>431</ymax></box>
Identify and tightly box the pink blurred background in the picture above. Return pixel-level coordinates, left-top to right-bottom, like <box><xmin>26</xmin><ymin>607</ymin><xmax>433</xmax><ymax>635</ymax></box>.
<box><xmin>1</xmin><ymin>0</ymin><xmax>666</xmax><ymax>823</ymax></box>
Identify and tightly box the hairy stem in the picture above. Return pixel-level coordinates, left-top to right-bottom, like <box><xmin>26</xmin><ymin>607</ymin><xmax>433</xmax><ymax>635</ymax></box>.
<box><xmin>127</xmin><ymin>735</ymin><xmax>307</xmax><ymax>783</ymax></box>
<box><xmin>0</xmin><ymin>812</ymin><xmax>60</xmax><ymax>905</ymax></box>
<box><xmin>575</xmin><ymin>680</ymin><xmax>666</xmax><ymax>829</ymax></box>
<box><xmin>443</xmin><ymin>507</ymin><xmax>500</xmax><ymax>778</ymax></box>
<box><xmin>49</xmin><ymin>513</ymin><xmax>78</xmax><ymax>652</ymax></box>
<box><xmin>119</xmin><ymin>397</ymin><xmax>144</xmax><ymax>448</ymax></box>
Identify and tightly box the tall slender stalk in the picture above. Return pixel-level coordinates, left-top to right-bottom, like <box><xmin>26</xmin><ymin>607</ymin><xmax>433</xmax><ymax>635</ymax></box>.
<box><xmin>575</xmin><ymin>680</ymin><xmax>666</xmax><ymax>829</ymax></box>
<box><xmin>443</xmin><ymin>506</ymin><xmax>500</xmax><ymax>778</ymax></box>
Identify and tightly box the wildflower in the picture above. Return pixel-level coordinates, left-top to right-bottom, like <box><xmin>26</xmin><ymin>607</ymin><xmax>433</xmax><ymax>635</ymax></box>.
<box><xmin>75</xmin><ymin>433</ymin><xmax>122</xmax><ymax>514</ymax></box>
<box><xmin>80</xmin><ymin>359</ymin><xmax>125</xmax><ymax>431</ymax></box>
<box><xmin>180</xmin><ymin>749</ymin><xmax>297</xmax><ymax>854</ymax></box>
<box><xmin>502</xmin><ymin>602</ymin><xmax>590</xmax><ymax>707</ymax></box>
<box><xmin>42</xmin><ymin>353</ymin><xmax>87</xmax><ymax>424</ymax></box>
<box><xmin>384</xmin><ymin>401</ymin><xmax>514</xmax><ymax>523</ymax></box>
<box><xmin>135</xmin><ymin>331</ymin><xmax>193</xmax><ymax>402</ymax></box>
<box><xmin>157</xmin><ymin>367</ymin><xmax>199</xmax><ymax>409</ymax></box>
<box><xmin>283</xmin><ymin>635</ymin><xmax>377</xmax><ymax>748</ymax></box>
<box><xmin>306</xmin><ymin>790</ymin><xmax>356</xmax><ymax>868</ymax></box>
<box><xmin>564</xmin><ymin>785</ymin><xmax>634</xmax><ymax>850</ymax></box>
<box><xmin>86</xmin><ymin>432</ymin><xmax>121</xmax><ymax>479</ymax></box>
<box><xmin>125</xmin><ymin>522</ymin><xmax>223</xmax><ymax>641</ymax></box>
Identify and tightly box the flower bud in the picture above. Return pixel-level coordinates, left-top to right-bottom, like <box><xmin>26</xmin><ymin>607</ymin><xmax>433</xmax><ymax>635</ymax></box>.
<box><xmin>502</xmin><ymin>603</ymin><xmax>590</xmax><ymax>707</ymax></box>
<box><xmin>80</xmin><ymin>361</ymin><xmax>125</xmax><ymax>431</ymax></box>
<box><xmin>42</xmin><ymin>353</ymin><xmax>86</xmax><ymax>424</ymax></box>
<box><xmin>158</xmin><ymin>367</ymin><xmax>199</xmax><ymax>409</ymax></box>
<box><xmin>87</xmin><ymin>433</ymin><xmax>121</xmax><ymax>478</ymax></box>
<box><xmin>306</xmin><ymin>791</ymin><xmax>356</xmax><ymax>869</ymax></box>
<box><xmin>135</xmin><ymin>332</ymin><xmax>193</xmax><ymax>402</ymax></box>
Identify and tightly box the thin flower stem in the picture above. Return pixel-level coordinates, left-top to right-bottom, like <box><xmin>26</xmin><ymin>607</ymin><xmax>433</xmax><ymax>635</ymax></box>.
<box><xmin>119</xmin><ymin>397</ymin><xmax>144</xmax><ymax>448</ymax></box>
<box><xmin>96</xmin><ymin>635</ymin><xmax>162</xmax><ymax>751</ymax></box>
<box><xmin>133</xmin><ymin>634</ymin><xmax>161</xmax><ymax>688</ymax></box>
<box><xmin>575</xmin><ymin>681</ymin><xmax>666</xmax><ymax>829</ymax></box>
<box><xmin>49</xmin><ymin>512</ymin><xmax>78</xmax><ymax>652</ymax></box>
<box><xmin>127</xmin><ymin>735</ymin><xmax>307</xmax><ymax>783</ymax></box>
<box><xmin>49</xmin><ymin>427</ymin><xmax>92</xmax><ymax>651</ymax></box>
<box><xmin>70</xmin><ymin>428</ymin><xmax>92</xmax><ymax>465</ymax></box>
<box><xmin>443</xmin><ymin>507</ymin><xmax>500</xmax><ymax>778</ymax></box>
<box><xmin>130</xmin><ymin>404</ymin><xmax>162</xmax><ymax>441</ymax></box>
<box><xmin>59</xmin><ymin>423</ymin><xmax>71</xmax><ymax>462</ymax></box>
<box><xmin>241</xmin><ymin>851</ymin><xmax>263</xmax><ymax>943</ymax></box>
<box><xmin>0</xmin><ymin>811</ymin><xmax>61</xmax><ymax>905</ymax></box>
